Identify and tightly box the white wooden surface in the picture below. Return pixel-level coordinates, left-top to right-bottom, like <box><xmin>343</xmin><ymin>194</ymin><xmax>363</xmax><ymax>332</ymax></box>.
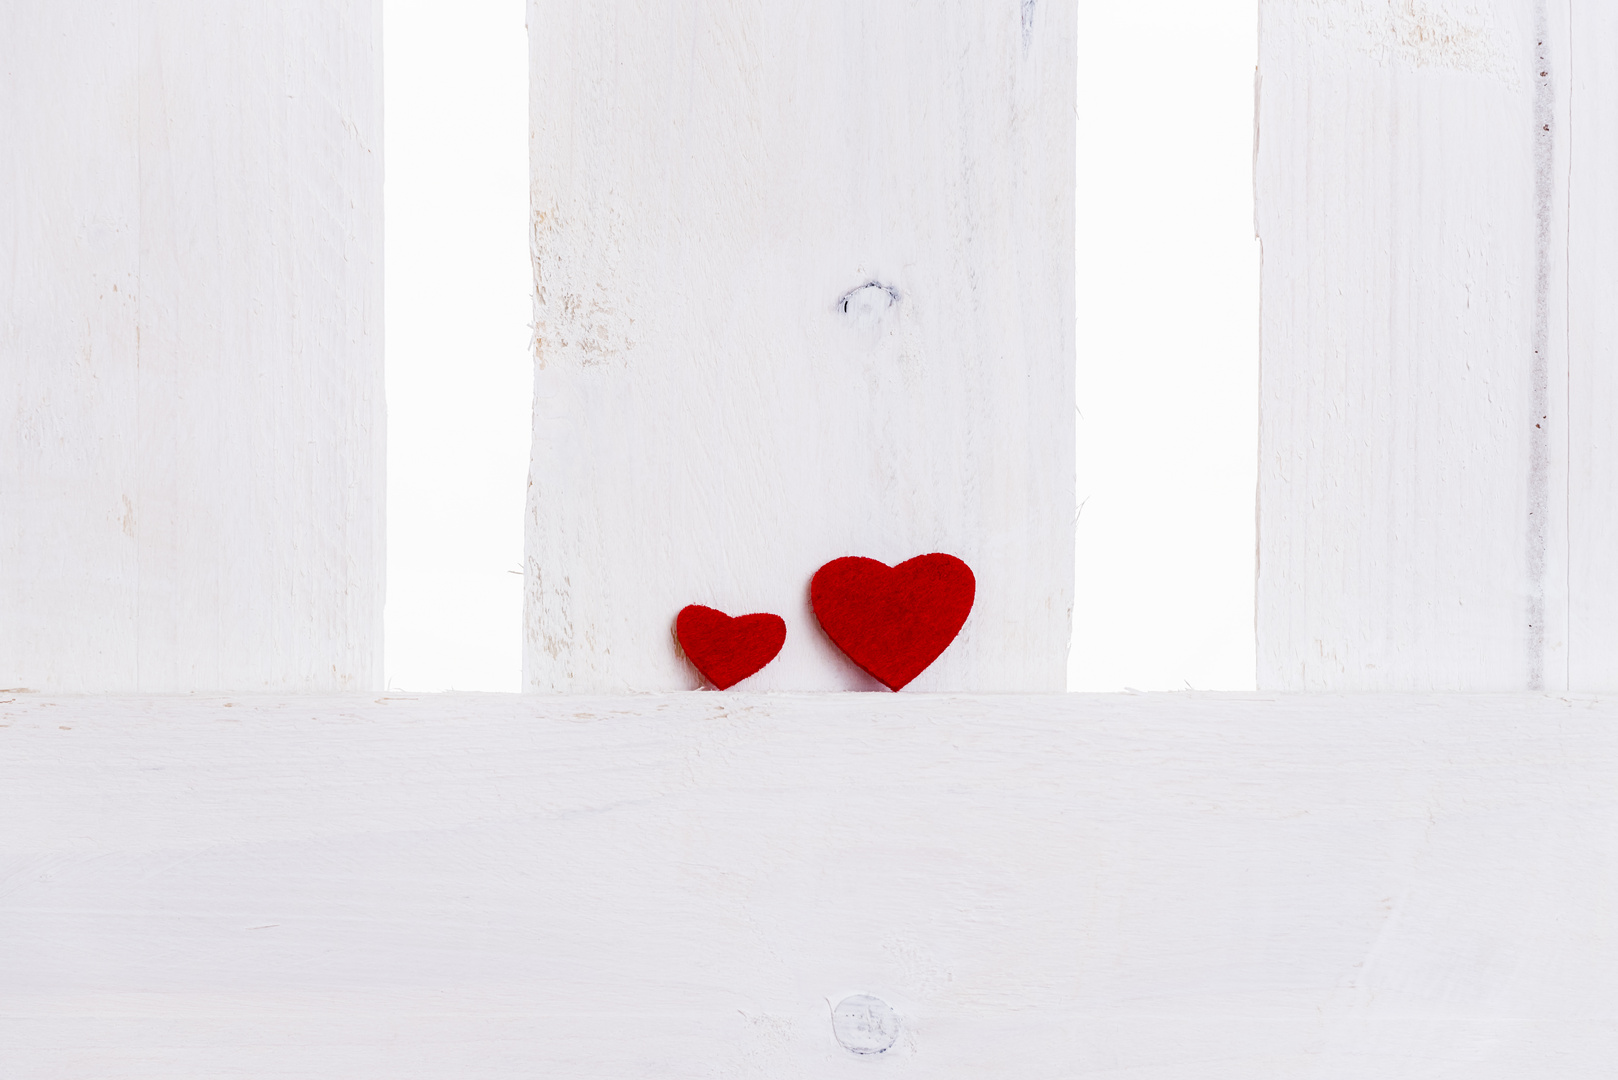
<box><xmin>2</xmin><ymin>691</ymin><xmax>1614</xmax><ymax>1077</ymax></box>
<box><xmin>1254</xmin><ymin>0</ymin><xmax>1615</xmax><ymax>690</ymax></box>
<box><xmin>524</xmin><ymin>1</ymin><xmax>1076</xmax><ymax>692</ymax></box>
<box><xmin>1567</xmin><ymin>1</ymin><xmax>1618</xmax><ymax>689</ymax></box>
<box><xmin>0</xmin><ymin>1</ymin><xmax>384</xmax><ymax>692</ymax></box>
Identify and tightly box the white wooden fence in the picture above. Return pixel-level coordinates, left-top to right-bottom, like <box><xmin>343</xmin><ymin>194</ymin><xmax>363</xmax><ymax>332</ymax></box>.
<box><xmin>18</xmin><ymin>1</ymin><xmax>1611</xmax><ymax>697</ymax></box>
<box><xmin>4</xmin><ymin>1</ymin><xmax>1618</xmax><ymax>1076</ymax></box>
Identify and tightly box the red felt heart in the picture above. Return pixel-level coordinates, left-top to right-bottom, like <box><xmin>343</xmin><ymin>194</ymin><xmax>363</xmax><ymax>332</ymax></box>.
<box><xmin>675</xmin><ymin>605</ymin><xmax>787</xmax><ymax>690</ymax></box>
<box><xmin>810</xmin><ymin>553</ymin><xmax>975</xmax><ymax>691</ymax></box>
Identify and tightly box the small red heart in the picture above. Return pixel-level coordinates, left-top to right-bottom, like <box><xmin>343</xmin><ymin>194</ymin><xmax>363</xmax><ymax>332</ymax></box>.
<box><xmin>675</xmin><ymin>605</ymin><xmax>787</xmax><ymax>690</ymax></box>
<box><xmin>810</xmin><ymin>553</ymin><xmax>975</xmax><ymax>691</ymax></box>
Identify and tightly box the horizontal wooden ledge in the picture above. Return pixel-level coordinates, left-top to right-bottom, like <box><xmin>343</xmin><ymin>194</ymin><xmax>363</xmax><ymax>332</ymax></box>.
<box><xmin>2</xmin><ymin>692</ymin><xmax>1614</xmax><ymax>1077</ymax></box>
<box><xmin>5</xmin><ymin>686</ymin><xmax>1617</xmax><ymax>718</ymax></box>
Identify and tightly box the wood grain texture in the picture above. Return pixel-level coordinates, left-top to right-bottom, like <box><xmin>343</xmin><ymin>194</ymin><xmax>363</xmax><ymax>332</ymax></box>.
<box><xmin>524</xmin><ymin>1</ymin><xmax>1076</xmax><ymax>692</ymax></box>
<box><xmin>2</xmin><ymin>691</ymin><xmax>1615</xmax><ymax>1076</ymax></box>
<box><xmin>1256</xmin><ymin>0</ymin><xmax>1579</xmax><ymax>690</ymax></box>
<box><xmin>0</xmin><ymin>1</ymin><xmax>384</xmax><ymax>692</ymax></box>
<box><xmin>1567</xmin><ymin>1</ymin><xmax>1618</xmax><ymax>689</ymax></box>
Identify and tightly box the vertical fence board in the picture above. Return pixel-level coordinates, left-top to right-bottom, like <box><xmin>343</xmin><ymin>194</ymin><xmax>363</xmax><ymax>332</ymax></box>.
<box><xmin>1256</xmin><ymin>0</ymin><xmax>1578</xmax><ymax>690</ymax></box>
<box><xmin>524</xmin><ymin>2</ymin><xmax>1076</xmax><ymax>691</ymax></box>
<box><xmin>0</xmin><ymin>1</ymin><xmax>383</xmax><ymax>691</ymax></box>
<box><xmin>1567</xmin><ymin>2</ymin><xmax>1618</xmax><ymax>688</ymax></box>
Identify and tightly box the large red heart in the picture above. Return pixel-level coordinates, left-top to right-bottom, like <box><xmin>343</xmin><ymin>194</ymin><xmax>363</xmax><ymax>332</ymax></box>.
<box><xmin>675</xmin><ymin>605</ymin><xmax>787</xmax><ymax>690</ymax></box>
<box><xmin>810</xmin><ymin>553</ymin><xmax>975</xmax><ymax>691</ymax></box>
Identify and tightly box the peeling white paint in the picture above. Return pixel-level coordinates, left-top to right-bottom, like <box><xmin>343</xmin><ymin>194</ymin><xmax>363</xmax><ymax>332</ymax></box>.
<box><xmin>1301</xmin><ymin>0</ymin><xmax>1522</xmax><ymax>83</ymax></box>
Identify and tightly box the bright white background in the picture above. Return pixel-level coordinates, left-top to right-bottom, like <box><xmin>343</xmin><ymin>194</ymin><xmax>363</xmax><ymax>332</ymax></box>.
<box><xmin>384</xmin><ymin>0</ymin><xmax>530</xmax><ymax>691</ymax></box>
<box><xmin>1070</xmin><ymin>3</ymin><xmax>1260</xmax><ymax>690</ymax></box>
<box><xmin>383</xmin><ymin>0</ymin><xmax>1260</xmax><ymax>692</ymax></box>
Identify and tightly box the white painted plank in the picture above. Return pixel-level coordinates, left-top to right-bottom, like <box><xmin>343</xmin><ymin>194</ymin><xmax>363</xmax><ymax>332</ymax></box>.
<box><xmin>1256</xmin><ymin>0</ymin><xmax>1573</xmax><ymax>690</ymax></box>
<box><xmin>0</xmin><ymin>1</ymin><xmax>384</xmax><ymax>692</ymax></box>
<box><xmin>0</xmin><ymin>1</ymin><xmax>143</xmax><ymax>687</ymax></box>
<box><xmin>382</xmin><ymin>0</ymin><xmax>531</xmax><ymax>692</ymax></box>
<box><xmin>2</xmin><ymin>691</ymin><xmax>1615</xmax><ymax>1076</ymax></box>
<box><xmin>1069</xmin><ymin>0</ymin><xmax>1260</xmax><ymax>693</ymax></box>
<box><xmin>1567</xmin><ymin>1</ymin><xmax>1618</xmax><ymax>689</ymax></box>
<box><xmin>524</xmin><ymin>1</ymin><xmax>1076</xmax><ymax>692</ymax></box>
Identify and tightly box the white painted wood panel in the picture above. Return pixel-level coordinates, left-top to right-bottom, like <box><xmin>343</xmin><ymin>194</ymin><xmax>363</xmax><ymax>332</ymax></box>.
<box><xmin>2</xmin><ymin>691</ymin><xmax>1615</xmax><ymax>1076</ymax></box>
<box><xmin>1256</xmin><ymin>0</ymin><xmax>1576</xmax><ymax>690</ymax></box>
<box><xmin>0</xmin><ymin>1</ymin><xmax>383</xmax><ymax>692</ymax></box>
<box><xmin>524</xmin><ymin>1</ymin><xmax>1076</xmax><ymax>691</ymax></box>
<box><xmin>1</xmin><ymin>1</ymin><xmax>143</xmax><ymax>689</ymax></box>
<box><xmin>1567</xmin><ymin>1</ymin><xmax>1618</xmax><ymax>689</ymax></box>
